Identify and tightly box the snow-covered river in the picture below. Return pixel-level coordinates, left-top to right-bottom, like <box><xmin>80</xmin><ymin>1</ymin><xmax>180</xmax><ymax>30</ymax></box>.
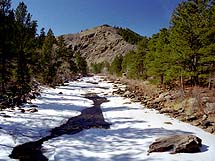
<box><xmin>0</xmin><ymin>76</ymin><xmax>215</xmax><ymax>161</ymax></box>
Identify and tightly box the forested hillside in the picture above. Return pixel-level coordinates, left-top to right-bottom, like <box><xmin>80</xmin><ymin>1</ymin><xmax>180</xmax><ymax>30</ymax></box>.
<box><xmin>110</xmin><ymin>0</ymin><xmax>215</xmax><ymax>89</ymax></box>
<box><xmin>115</xmin><ymin>26</ymin><xmax>144</xmax><ymax>45</ymax></box>
<box><xmin>0</xmin><ymin>0</ymin><xmax>87</xmax><ymax>108</ymax></box>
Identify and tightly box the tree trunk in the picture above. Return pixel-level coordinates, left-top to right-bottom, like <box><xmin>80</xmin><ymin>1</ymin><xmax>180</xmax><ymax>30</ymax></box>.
<box><xmin>193</xmin><ymin>75</ymin><xmax>199</xmax><ymax>87</ymax></box>
<box><xmin>0</xmin><ymin>50</ymin><xmax>6</xmax><ymax>95</ymax></box>
<box><xmin>160</xmin><ymin>74</ymin><xmax>164</xmax><ymax>85</ymax></box>
<box><xmin>180</xmin><ymin>75</ymin><xmax>184</xmax><ymax>90</ymax></box>
<box><xmin>208</xmin><ymin>75</ymin><xmax>211</xmax><ymax>90</ymax></box>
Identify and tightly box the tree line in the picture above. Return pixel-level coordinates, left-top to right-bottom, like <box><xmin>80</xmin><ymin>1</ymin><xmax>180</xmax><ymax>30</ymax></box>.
<box><xmin>109</xmin><ymin>0</ymin><xmax>215</xmax><ymax>89</ymax></box>
<box><xmin>0</xmin><ymin>0</ymin><xmax>87</xmax><ymax>107</ymax></box>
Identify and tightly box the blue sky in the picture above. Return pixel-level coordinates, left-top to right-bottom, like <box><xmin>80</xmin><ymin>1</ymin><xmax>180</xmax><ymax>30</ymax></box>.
<box><xmin>12</xmin><ymin>0</ymin><xmax>183</xmax><ymax>37</ymax></box>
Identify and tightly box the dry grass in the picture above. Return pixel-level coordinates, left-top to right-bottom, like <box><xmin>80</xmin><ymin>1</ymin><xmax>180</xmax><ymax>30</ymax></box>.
<box><xmin>108</xmin><ymin>75</ymin><xmax>170</xmax><ymax>99</ymax></box>
<box><xmin>120</xmin><ymin>77</ymin><xmax>161</xmax><ymax>98</ymax></box>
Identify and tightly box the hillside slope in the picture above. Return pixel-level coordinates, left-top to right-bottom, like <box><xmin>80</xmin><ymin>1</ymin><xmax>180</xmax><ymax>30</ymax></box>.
<box><xmin>62</xmin><ymin>25</ymin><xmax>136</xmax><ymax>64</ymax></box>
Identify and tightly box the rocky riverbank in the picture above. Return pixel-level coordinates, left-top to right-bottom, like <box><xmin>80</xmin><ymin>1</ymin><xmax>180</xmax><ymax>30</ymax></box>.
<box><xmin>109</xmin><ymin>77</ymin><xmax>215</xmax><ymax>134</ymax></box>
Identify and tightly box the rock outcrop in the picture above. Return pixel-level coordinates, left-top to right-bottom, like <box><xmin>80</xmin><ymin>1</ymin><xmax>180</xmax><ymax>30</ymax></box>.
<box><xmin>62</xmin><ymin>25</ymin><xmax>136</xmax><ymax>64</ymax></box>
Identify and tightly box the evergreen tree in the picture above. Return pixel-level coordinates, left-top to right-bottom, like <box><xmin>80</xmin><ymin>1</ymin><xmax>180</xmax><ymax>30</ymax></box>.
<box><xmin>0</xmin><ymin>0</ymin><xmax>15</xmax><ymax>96</ymax></box>
<box><xmin>37</xmin><ymin>27</ymin><xmax>46</xmax><ymax>48</ymax></box>
<box><xmin>91</xmin><ymin>61</ymin><xmax>109</xmax><ymax>74</ymax></box>
<box><xmin>170</xmin><ymin>0</ymin><xmax>212</xmax><ymax>86</ymax></box>
<box><xmin>91</xmin><ymin>63</ymin><xmax>103</xmax><ymax>74</ymax></box>
<box><xmin>146</xmin><ymin>28</ymin><xmax>172</xmax><ymax>85</ymax></box>
<box><xmin>122</xmin><ymin>37</ymin><xmax>148</xmax><ymax>79</ymax></box>
<box><xmin>198</xmin><ymin>1</ymin><xmax>215</xmax><ymax>88</ymax></box>
<box><xmin>41</xmin><ymin>28</ymin><xmax>57</xmax><ymax>84</ymax></box>
<box><xmin>115</xmin><ymin>27</ymin><xmax>143</xmax><ymax>44</ymax></box>
<box><xmin>56</xmin><ymin>36</ymin><xmax>77</xmax><ymax>82</ymax></box>
<box><xmin>135</xmin><ymin>37</ymin><xmax>149</xmax><ymax>79</ymax></box>
<box><xmin>122</xmin><ymin>50</ymin><xmax>137</xmax><ymax>78</ymax></box>
<box><xmin>67</xmin><ymin>48</ymin><xmax>78</xmax><ymax>74</ymax></box>
<box><xmin>31</xmin><ymin>28</ymin><xmax>46</xmax><ymax>76</ymax></box>
<box><xmin>110</xmin><ymin>54</ymin><xmax>123</xmax><ymax>75</ymax></box>
<box><xmin>14</xmin><ymin>2</ymin><xmax>37</xmax><ymax>95</ymax></box>
<box><xmin>75</xmin><ymin>52</ymin><xmax>88</xmax><ymax>76</ymax></box>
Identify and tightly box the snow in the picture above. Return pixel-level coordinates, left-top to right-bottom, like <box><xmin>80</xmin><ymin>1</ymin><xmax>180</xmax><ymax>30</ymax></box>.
<box><xmin>0</xmin><ymin>76</ymin><xmax>215</xmax><ymax>161</ymax></box>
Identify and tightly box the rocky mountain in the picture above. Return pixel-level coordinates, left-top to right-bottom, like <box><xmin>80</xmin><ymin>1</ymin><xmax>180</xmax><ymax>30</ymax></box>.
<box><xmin>62</xmin><ymin>25</ymin><xmax>137</xmax><ymax>64</ymax></box>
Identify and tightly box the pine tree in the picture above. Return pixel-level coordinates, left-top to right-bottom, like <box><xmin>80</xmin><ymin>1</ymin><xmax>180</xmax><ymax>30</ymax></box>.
<box><xmin>41</xmin><ymin>28</ymin><xmax>57</xmax><ymax>84</ymax></box>
<box><xmin>121</xmin><ymin>37</ymin><xmax>148</xmax><ymax>79</ymax></box>
<box><xmin>135</xmin><ymin>37</ymin><xmax>149</xmax><ymax>79</ymax></box>
<box><xmin>146</xmin><ymin>28</ymin><xmax>172</xmax><ymax>85</ymax></box>
<box><xmin>56</xmin><ymin>35</ymin><xmax>76</xmax><ymax>82</ymax></box>
<box><xmin>37</xmin><ymin>27</ymin><xmax>46</xmax><ymax>48</ymax></box>
<box><xmin>75</xmin><ymin>52</ymin><xmax>88</xmax><ymax>76</ymax></box>
<box><xmin>170</xmin><ymin>0</ymin><xmax>212</xmax><ymax>86</ymax></box>
<box><xmin>116</xmin><ymin>27</ymin><xmax>143</xmax><ymax>45</ymax></box>
<box><xmin>67</xmin><ymin>48</ymin><xmax>78</xmax><ymax>75</ymax></box>
<box><xmin>122</xmin><ymin>50</ymin><xmax>137</xmax><ymax>78</ymax></box>
<box><xmin>14</xmin><ymin>2</ymin><xmax>37</xmax><ymax>96</ymax></box>
<box><xmin>198</xmin><ymin>1</ymin><xmax>215</xmax><ymax>88</ymax></box>
<box><xmin>110</xmin><ymin>54</ymin><xmax>123</xmax><ymax>76</ymax></box>
<box><xmin>0</xmin><ymin>0</ymin><xmax>15</xmax><ymax>96</ymax></box>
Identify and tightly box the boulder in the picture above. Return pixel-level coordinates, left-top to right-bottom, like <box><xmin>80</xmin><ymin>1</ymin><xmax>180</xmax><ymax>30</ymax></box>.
<box><xmin>131</xmin><ymin>97</ymin><xmax>140</xmax><ymax>102</ymax></box>
<box><xmin>112</xmin><ymin>88</ymin><xmax>125</xmax><ymax>95</ymax></box>
<box><xmin>202</xmin><ymin>97</ymin><xmax>210</xmax><ymax>103</ymax></box>
<box><xmin>202</xmin><ymin>120</ymin><xmax>213</xmax><ymax>128</ymax></box>
<box><xmin>0</xmin><ymin>113</ymin><xmax>11</xmax><ymax>118</ymax></box>
<box><xmin>148</xmin><ymin>135</ymin><xmax>202</xmax><ymax>154</ymax></box>
<box><xmin>179</xmin><ymin>98</ymin><xmax>198</xmax><ymax>112</ymax></box>
<box><xmin>122</xmin><ymin>91</ymin><xmax>131</xmax><ymax>97</ymax></box>
<box><xmin>202</xmin><ymin>114</ymin><xmax>208</xmax><ymax>121</ymax></box>
<box><xmin>20</xmin><ymin>109</ymin><xmax>25</xmax><ymax>113</ymax></box>
<box><xmin>206</xmin><ymin>126</ymin><xmax>215</xmax><ymax>134</ymax></box>
<box><xmin>113</xmin><ymin>85</ymin><xmax>118</xmax><ymax>89</ymax></box>
<box><xmin>160</xmin><ymin>108</ymin><xmax>178</xmax><ymax>114</ymax></box>
<box><xmin>27</xmin><ymin>108</ymin><xmax>38</xmax><ymax>113</ymax></box>
<box><xmin>28</xmin><ymin>93</ymin><xmax>36</xmax><ymax>99</ymax></box>
<box><xmin>204</xmin><ymin>103</ymin><xmax>215</xmax><ymax>115</ymax></box>
<box><xmin>0</xmin><ymin>101</ymin><xmax>10</xmax><ymax>109</ymax></box>
<box><xmin>164</xmin><ymin>122</ymin><xmax>173</xmax><ymax>125</ymax></box>
<box><xmin>202</xmin><ymin>97</ymin><xmax>215</xmax><ymax>103</ymax></box>
<box><xmin>186</xmin><ymin>115</ymin><xmax>197</xmax><ymax>122</ymax></box>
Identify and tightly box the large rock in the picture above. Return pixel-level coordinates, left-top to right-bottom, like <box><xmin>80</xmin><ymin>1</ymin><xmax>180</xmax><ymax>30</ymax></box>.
<box><xmin>204</xmin><ymin>103</ymin><xmax>215</xmax><ymax>115</ymax></box>
<box><xmin>26</xmin><ymin>107</ymin><xmax>38</xmax><ymax>113</ymax></box>
<box><xmin>122</xmin><ymin>91</ymin><xmax>132</xmax><ymax>97</ymax></box>
<box><xmin>182</xmin><ymin>98</ymin><xmax>199</xmax><ymax>111</ymax></box>
<box><xmin>148</xmin><ymin>135</ymin><xmax>202</xmax><ymax>154</ymax></box>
